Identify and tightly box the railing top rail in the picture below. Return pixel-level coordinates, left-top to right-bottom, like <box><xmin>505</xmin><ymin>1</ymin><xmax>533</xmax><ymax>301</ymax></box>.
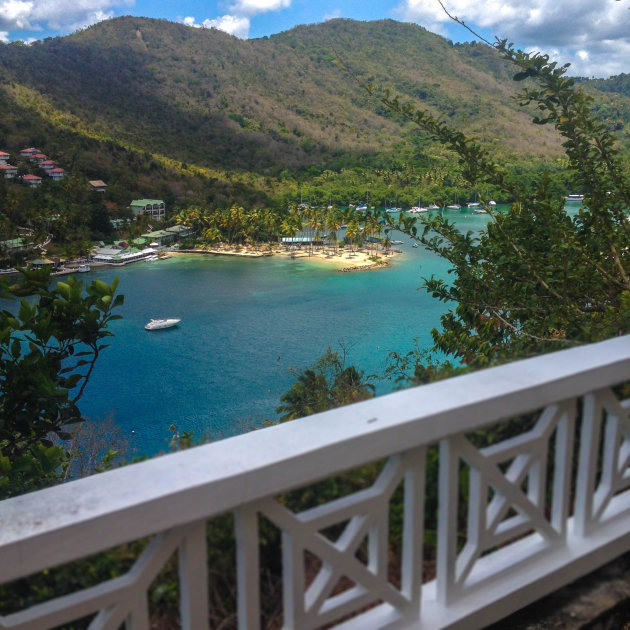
<box><xmin>2</xmin><ymin>335</ymin><xmax>630</xmax><ymax>582</ymax></box>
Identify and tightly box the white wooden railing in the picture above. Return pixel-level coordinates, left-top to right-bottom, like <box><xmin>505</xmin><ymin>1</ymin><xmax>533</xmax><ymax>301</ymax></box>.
<box><xmin>2</xmin><ymin>336</ymin><xmax>630</xmax><ymax>629</ymax></box>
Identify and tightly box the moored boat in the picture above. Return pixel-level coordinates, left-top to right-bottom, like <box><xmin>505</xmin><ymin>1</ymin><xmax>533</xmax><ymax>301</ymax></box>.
<box><xmin>145</xmin><ymin>318</ymin><xmax>181</xmax><ymax>331</ymax></box>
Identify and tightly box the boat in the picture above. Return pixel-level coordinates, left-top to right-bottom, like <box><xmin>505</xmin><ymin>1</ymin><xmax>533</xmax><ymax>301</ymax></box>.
<box><xmin>467</xmin><ymin>192</ymin><xmax>481</xmax><ymax>208</ymax></box>
<box><xmin>565</xmin><ymin>194</ymin><xmax>584</xmax><ymax>202</ymax></box>
<box><xmin>427</xmin><ymin>204</ymin><xmax>440</xmax><ymax>210</ymax></box>
<box><xmin>412</xmin><ymin>243</ymin><xmax>419</xmax><ymax>248</ymax></box>
<box><xmin>391</xmin><ymin>240</ymin><xmax>403</xmax><ymax>245</ymax></box>
<box><xmin>78</xmin><ymin>263</ymin><xmax>90</xmax><ymax>273</ymax></box>
<box><xmin>145</xmin><ymin>318</ymin><xmax>181</xmax><ymax>331</ymax></box>
<box><xmin>488</xmin><ymin>200</ymin><xmax>497</xmax><ymax>206</ymax></box>
<box><xmin>473</xmin><ymin>207</ymin><xmax>488</xmax><ymax>214</ymax></box>
<box><xmin>446</xmin><ymin>204</ymin><xmax>461</xmax><ymax>209</ymax></box>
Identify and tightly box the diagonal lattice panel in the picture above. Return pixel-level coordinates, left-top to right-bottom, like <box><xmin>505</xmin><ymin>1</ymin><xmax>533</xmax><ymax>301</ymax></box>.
<box><xmin>438</xmin><ymin>401</ymin><xmax>576</xmax><ymax>604</ymax></box>
<box><xmin>236</xmin><ymin>447</ymin><xmax>426</xmax><ymax>630</ymax></box>
<box><xmin>576</xmin><ymin>389</ymin><xmax>630</xmax><ymax>534</ymax></box>
<box><xmin>0</xmin><ymin>522</ymin><xmax>207</xmax><ymax>630</ymax></box>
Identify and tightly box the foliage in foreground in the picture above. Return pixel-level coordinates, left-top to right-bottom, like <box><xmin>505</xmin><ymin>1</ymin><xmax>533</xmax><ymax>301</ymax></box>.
<box><xmin>0</xmin><ymin>268</ymin><xmax>123</xmax><ymax>498</ymax></box>
<box><xmin>277</xmin><ymin>348</ymin><xmax>375</xmax><ymax>422</ymax></box>
<box><xmin>370</xmin><ymin>35</ymin><xmax>630</xmax><ymax>374</ymax></box>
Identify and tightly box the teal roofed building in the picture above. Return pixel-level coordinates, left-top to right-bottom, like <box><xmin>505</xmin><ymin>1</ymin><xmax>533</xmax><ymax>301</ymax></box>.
<box><xmin>130</xmin><ymin>199</ymin><xmax>165</xmax><ymax>221</ymax></box>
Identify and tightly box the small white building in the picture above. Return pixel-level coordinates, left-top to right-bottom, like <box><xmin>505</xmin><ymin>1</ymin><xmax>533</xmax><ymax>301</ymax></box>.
<box><xmin>19</xmin><ymin>147</ymin><xmax>39</xmax><ymax>158</ymax></box>
<box><xmin>39</xmin><ymin>160</ymin><xmax>57</xmax><ymax>171</ymax></box>
<box><xmin>0</xmin><ymin>151</ymin><xmax>9</xmax><ymax>164</ymax></box>
<box><xmin>48</xmin><ymin>167</ymin><xmax>65</xmax><ymax>181</ymax></box>
<box><xmin>22</xmin><ymin>174</ymin><xmax>42</xmax><ymax>188</ymax></box>
<box><xmin>22</xmin><ymin>174</ymin><xmax>42</xmax><ymax>187</ymax></box>
<box><xmin>0</xmin><ymin>164</ymin><xmax>18</xmax><ymax>179</ymax></box>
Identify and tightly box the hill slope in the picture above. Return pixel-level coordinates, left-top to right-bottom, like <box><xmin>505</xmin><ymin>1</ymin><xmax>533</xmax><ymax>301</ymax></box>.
<box><xmin>0</xmin><ymin>17</ymin><xmax>627</xmax><ymax>204</ymax></box>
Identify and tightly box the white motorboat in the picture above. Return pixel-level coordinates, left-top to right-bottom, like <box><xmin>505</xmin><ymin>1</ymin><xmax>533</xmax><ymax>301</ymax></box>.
<box><xmin>145</xmin><ymin>318</ymin><xmax>181</xmax><ymax>331</ymax></box>
<box><xmin>78</xmin><ymin>263</ymin><xmax>90</xmax><ymax>273</ymax></box>
<box><xmin>565</xmin><ymin>194</ymin><xmax>584</xmax><ymax>202</ymax></box>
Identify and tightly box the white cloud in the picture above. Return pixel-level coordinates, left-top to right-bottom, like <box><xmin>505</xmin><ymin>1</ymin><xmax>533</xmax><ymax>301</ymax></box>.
<box><xmin>228</xmin><ymin>0</ymin><xmax>291</xmax><ymax>17</ymax></box>
<box><xmin>0</xmin><ymin>29</ymin><xmax>8</xmax><ymax>41</ymax></box>
<box><xmin>184</xmin><ymin>14</ymin><xmax>250</xmax><ymax>39</ymax></box>
<box><xmin>183</xmin><ymin>0</ymin><xmax>290</xmax><ymax>40</ymax></box>
<box><xmin>323</xmin><ymin>9</ymin><xmax>342</xmax><ymax>21</ymax></box>
<box><xmin>0</xmin><ymin>0</ymin><xmax>132</xmax><ymax>35</ymax></box>
<box><xmin>395</xmin><ymin>0</ymin><xmax>630</xmax><ymax>77</ymax></box>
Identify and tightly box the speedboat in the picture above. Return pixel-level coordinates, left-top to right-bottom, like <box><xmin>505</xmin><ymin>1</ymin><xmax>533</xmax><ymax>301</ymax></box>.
<box><xmin>78</xmin><ymin>263</ymin><xmax>90</xmax><ymax>273</ymax></box>
<box><xmin>565</xmin><ymin>194</ymin><xmax>584</xmax><ymax>202</ymax></box>
<box><xmin>145</xmin><ymin>318</ymin><xmax>181</xmax><ymax>331</ymax></box>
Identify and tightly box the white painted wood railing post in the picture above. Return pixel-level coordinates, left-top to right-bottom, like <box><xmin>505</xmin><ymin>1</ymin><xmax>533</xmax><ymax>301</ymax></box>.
<box><xmin>436</xmin><ymin>438</ymin><xmax>458</xmax><ymax>606</ymax></box>
<box><xmin>399</xmin><ymin>446</ymin><xmax>426</xmax><ymax>622</ymax></box>
<box><xmin>235</xmin><ymin>505</ymin><xmax>261</xmax><ymax>630</ymax></box>
<box><xmin>178</xmin><ymin>520</ymin><xmax>209</xmax><ymax>630</ymax></box>
<box><xmin>551</xmin><ymin>400</ymin><xmax>576</xmax><ymax>534</ymax></box>
<box><xmin>574</xmin><ymin>392</ymin><xmax>600</xmax><ymax>536</ymax></box>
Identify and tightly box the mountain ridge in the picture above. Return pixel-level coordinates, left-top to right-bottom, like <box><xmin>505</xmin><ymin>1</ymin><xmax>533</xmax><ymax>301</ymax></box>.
<box><xmin>0</xmin><ymin>16</ymin><xmax>627</xmax><ymax>207</ymax></box>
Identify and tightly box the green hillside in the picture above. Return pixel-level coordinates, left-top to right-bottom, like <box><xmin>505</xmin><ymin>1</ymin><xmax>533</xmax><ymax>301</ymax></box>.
<box><xmin>0</xmin><ymin>16</ymin><xmax>627</xmax><ymax>212</ymax></box>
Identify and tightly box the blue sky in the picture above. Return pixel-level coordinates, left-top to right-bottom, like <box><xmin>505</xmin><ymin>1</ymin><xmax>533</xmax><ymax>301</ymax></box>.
<box><xmin>1</xmin><ymin>0</ymin><xmax>628</xmax><ymax>77</ymax></box>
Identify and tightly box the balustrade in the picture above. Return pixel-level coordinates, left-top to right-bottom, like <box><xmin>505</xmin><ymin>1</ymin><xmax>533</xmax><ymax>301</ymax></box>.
<box><xmin>2</xmin><ymin>336</ymin><xmax>630</xmax><ymax>629</ymax></box>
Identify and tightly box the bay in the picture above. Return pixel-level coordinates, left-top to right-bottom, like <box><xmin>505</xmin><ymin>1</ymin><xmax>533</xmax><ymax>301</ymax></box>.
<box><xmin>79</xmin><ymin>210</ymin><xmax>494</xmax><ymax>455</ymax></box>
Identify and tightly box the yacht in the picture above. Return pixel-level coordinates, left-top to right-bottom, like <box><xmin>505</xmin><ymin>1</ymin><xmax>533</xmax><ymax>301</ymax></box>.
<box><xmin>145</xmin><ymin>318</ymin><xmax>181</xmax><ymax>331</ymax></box>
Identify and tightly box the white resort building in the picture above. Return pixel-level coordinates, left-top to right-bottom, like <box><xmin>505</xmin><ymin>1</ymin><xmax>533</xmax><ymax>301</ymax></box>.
<box><xmin>130</xmin><ymin>199</ymin><xmax>166</xmax><ymax>221</ymax></box>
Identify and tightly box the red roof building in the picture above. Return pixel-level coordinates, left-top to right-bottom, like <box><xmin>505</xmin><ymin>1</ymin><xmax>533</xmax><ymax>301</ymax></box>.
<box><xmin>0</xmin><ymin>164</ymin><xmax>18</xmax><ymax>179</ymax></box>
<box><xmin>20</xmin><ymin>148</ymin><xmax>39</xmax><ymax>157</ymax></box>
<box><xmin>48</xmin><ymin>167</ymin><xmax>65</xmax><ymax>180</ymax></box>
<box><xmin>39</xmin><ymin>160</ymin><xmax>57</xmax><ymax>171</ymax></box>
<box><xmin>22</xmin><ymin>174</ymin><xmax>42</xmax><ymax>187</ymax></box>
<box><xmin>0</xmin><ymin>151</ymin><xmax>9</xmax><ymax>163</ymax></box>
<box><xmin>30</xmin><ymin>153</ymin><xmax>47</xmax><ymax>163</ymax></box>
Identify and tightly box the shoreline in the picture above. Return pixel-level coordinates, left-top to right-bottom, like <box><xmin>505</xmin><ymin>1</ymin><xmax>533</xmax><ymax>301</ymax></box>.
<box><xmin>167</xmin><ymin>244</ymin><xmax>401</xmax><ymax>271</ymax></box>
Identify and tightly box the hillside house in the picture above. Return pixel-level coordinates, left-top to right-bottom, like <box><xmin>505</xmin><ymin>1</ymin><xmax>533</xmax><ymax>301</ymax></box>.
<box><xmin>22</xmin><ymin>174</ymin><xmax>42</xmax><ymax>187</ymax></box>
<box><xmin>0</xmin><ymin>164</ymin><xmax>18</xmax><ymax>179</ymax></box>
<box><xmin>89</xmin><ymin>180</ymin><xmax>107</xmax><ymax>193</ymax></box>
<box><xmin>19</xmin><ymin>147</ymin><xmax>38</xmax><ymax>158</ymax></box>
<box><xmin>39</xmin><ymin>160</ymin><xmax>57</xmax><ymax>171</ymax></box>
<box><xmin>0</xmin><ymin>151</ymin><xmax>9</xmax><ymax>164</ymax></box>
<box><xmin>48</xmin><ymin>167</ymin><xmax>65</xmax><ymax>181</ymax></box>
<box><xmin>130</xmin><ymin>199</ymin><xmax>166</xmax><ymax>221</ymax></box>
<box><xmin>30</xmin><ymin>153</ymin><xmax>47</xmax><ymax>163</ymax></box>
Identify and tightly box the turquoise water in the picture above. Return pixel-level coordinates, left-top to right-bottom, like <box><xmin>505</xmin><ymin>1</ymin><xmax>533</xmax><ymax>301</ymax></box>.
<box><xmin>78</xmin><ymin>210</ymin><xmax>494</xmax><ymax>454</ymax></box>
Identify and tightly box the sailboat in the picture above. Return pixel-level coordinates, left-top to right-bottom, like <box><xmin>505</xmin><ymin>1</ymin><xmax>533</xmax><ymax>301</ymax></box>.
<box><xmin>447</xmin><ymin>194</ymin><xmax>461</xmax><ymax>210</ymax></box>
<box><xmin>467</xmin><ymin>192</ymin><xmax>481</xmax><ymax>208</ymax></box>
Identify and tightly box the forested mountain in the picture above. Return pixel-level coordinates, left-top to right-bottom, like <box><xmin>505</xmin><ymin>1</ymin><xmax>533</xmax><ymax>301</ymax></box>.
<box><xmin>0</xmin><ymin>16</ymin><xmax>628</xmax><ymax>209</ymax></box>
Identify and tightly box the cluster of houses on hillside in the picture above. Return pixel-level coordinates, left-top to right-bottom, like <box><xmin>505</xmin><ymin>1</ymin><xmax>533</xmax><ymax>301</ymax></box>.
<box><xmin>0</xmin><ymin>148</ymin><xmax>66</xmax><ymax>186</ymax></box>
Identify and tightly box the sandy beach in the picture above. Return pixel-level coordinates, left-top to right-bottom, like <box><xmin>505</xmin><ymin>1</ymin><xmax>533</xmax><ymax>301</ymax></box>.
<box><xmin>167</xmin><ymin>244</ymin><xmax>401</xmax><ymax>271</ymax></box>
